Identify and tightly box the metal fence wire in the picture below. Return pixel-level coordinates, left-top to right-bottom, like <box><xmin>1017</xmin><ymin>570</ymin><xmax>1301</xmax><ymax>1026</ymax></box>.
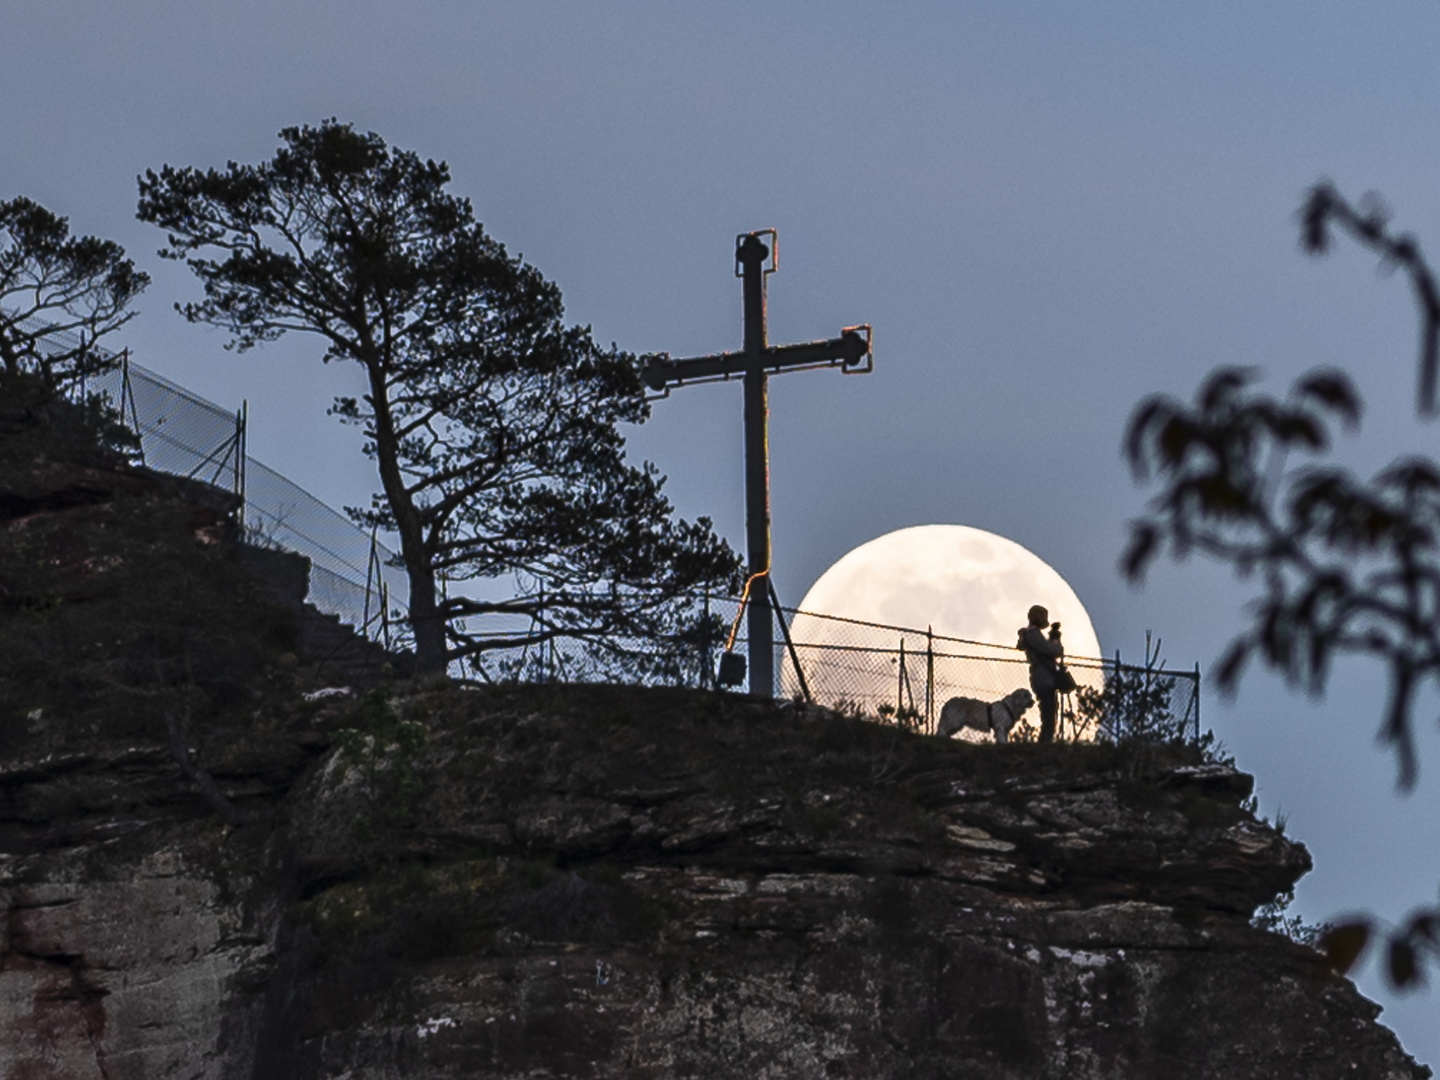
<box><xmin>768</xmin><ymin>601</ymin><xmax>1199</xmax><ymax>743</ymax></box>
<box><xmin>465</xmin><ymin>592</ymin><xmax>1201</xmax><ymax>744</ymax></box>
<box><xmin>241</xmin><ymin>455</ymin><xmax>409</xmax><ymax>646</ymax></box>
<box><xmin>88</xmin><ymin>358</ymin><xmax>244</xmax><ymax>492</ymax></box>
<box><xmin>114</xmin><ymin>360</ymin><xmax>409</xmax><ymax>644</ymax></box>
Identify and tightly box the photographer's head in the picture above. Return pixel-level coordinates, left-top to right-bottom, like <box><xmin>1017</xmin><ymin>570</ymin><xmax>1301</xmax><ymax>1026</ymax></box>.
<box><xmin>1027</xmin><ymin>604</ymin><xmax>1048</xmax><ymax>628</ymax></box>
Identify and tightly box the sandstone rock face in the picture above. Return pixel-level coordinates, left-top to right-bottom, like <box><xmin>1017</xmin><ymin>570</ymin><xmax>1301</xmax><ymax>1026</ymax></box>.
<box><xmin>0</xmin><ymin>686</ymin><xmax>1428</xmax><ymax>1079</ymax></box>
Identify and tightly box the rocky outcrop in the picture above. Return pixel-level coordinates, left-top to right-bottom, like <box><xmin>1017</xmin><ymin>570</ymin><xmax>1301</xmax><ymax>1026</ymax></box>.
<box><xmin>0</xmin><ymin>685</ymin><xmax>1427</xmax><ymax>1079</ymax></box>
<box><xmin>238</xmin><ymin>545</ymin><xmax>413</xmax><ymax>689</ymax></box>
<box><xmin>0</xmin><ymin>437</ymin><xmax>407</xmax><ymax>696</ymax></box>
<box><xmin>0</xmin><ymin>744</ymin><xmax>298</xmax><ymax>1079</ymax></box>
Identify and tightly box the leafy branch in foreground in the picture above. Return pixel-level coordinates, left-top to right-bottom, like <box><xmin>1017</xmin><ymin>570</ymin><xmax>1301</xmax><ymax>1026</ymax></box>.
<box><xmin>1300</xmin><ymin>181</ymin><xmax>1440</xmax><ymax>415</ymax></box>
<box><xmin>1124</xmin><ymin>181</ymin><xmax>1440</xmax><ymax>990</ymax></box>
<box><xmin>1320</xmin><ymin>910</ymin><xmax>1440</xmax><ymax>991</ymax></box>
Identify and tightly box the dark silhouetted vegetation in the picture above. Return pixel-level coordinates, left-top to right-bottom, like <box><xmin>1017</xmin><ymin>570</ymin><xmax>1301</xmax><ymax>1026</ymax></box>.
<box><xmin>1125</xmin><ymin>181</ymin><xmax>1440</xmax><ymax>990</ymax></box>
<box><xmin>1075</xmin><ymin>633</ymin><xmax>1192</xmax><ymax>746</ymax></box>
<box><xmin>137</xmin><ymin>120</ymin><xmax>738</xmax><ymax>677</ymax></box>
<box><xmin>1</xmin><ymin>195</ymin><xmax>148</xmax><ymax>387</ymax></box>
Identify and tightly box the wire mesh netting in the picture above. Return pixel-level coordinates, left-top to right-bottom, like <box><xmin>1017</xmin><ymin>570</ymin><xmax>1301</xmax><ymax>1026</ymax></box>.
<box><xmin>91</xmin><ymin>360</ymin><xmax>243</xmax><ymax>490</ymax></box>
<box><xmin>461</xmin><ymin>591</ymin><xmax>1201</xmax><ymax>744</ymax></box>
<box><xmin>242</xmin><ymin>456</ymin><xmax>408</xmax><ymax>642</ymax></box>
<box><xmin>748</xmin><ymin>596</ymin><xmax>1195</xmax><ymax>743</ymax></box>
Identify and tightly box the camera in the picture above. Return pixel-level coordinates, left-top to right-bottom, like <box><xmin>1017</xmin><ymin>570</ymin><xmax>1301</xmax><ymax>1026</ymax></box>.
<box><xmin>1048</xmin><ymin>622</ymin><xmax>1062</xmax><ymax>641</ymax></box>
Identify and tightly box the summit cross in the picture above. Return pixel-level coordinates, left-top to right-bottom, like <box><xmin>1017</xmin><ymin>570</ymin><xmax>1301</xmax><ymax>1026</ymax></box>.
<box><xmin>642</xmin><ymin>230</ymin><xmax>872</xmax><ymax>698</ymax></box>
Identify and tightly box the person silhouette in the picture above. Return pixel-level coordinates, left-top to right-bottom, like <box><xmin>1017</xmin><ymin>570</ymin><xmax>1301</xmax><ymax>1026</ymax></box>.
<box><xmin>1017</xmin><ymin>604</ymin><xmax>1064</xmax><ymax>743</ymax></box>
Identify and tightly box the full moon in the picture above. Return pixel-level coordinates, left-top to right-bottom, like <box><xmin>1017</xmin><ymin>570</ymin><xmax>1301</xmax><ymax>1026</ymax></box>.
<box><xmin>782</xmin><ymin>525</ymin><xmax>1103</xmax><ymax>734</ymax></box>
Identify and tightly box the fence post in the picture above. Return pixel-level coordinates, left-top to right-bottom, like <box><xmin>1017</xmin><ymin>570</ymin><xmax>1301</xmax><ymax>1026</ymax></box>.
<box><xmin>1193</xmin><ymin>661</ymin><xmax>1201</xmax><ymax>741</ymax></box>
<box><xmin>897</xmin><ymin>637</ymin><xmax>905</xmax><ymax>719</ymax></box>
<box><xmin>896</xmin><ymin>638</ymin><xmax>919</xmax><ymax>724</ymax></box>
<box><xmin>701</xmin><ymin>592</ymin><xmax>712</xmax><ymax>689</ymax></box>
<box><xmin>1114</xmin><ymin>649</ymin><xmax>1122</xmax><ymax>738</ymax></box>
<box><xmin>926</xmin><ymin>626</ymin><xmax>934</xmax><ymax>734</ymax></box>
<box><xmin>121</xmin><ymin>350</ymin><xmax>145</xmax><ymax>467</ymax></box>
<box><xmin>235</xmin><ymin>400</ymin><xmax>248</xmax><ymax>534</ymax></box>
<box><xmin>537</xmin><ymin>582</ymin><xmax>548</xmax><ymax>683</ymax></box>
<box><xmin>117</xmin><ymin>349</ymin><xmax>126</xmax><ymax>428</ymax></box>
<box><xmin>363</xmin><ymin>524</ymin><xmax>379</xmax><ymax>639</ymax></box>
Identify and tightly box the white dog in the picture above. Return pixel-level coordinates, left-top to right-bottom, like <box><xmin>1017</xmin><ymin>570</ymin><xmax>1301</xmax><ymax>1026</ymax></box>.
<box><xmin>937</xmin><ymin>688</ymin><xmax>1035</xmax><ymax>743</ymax></box>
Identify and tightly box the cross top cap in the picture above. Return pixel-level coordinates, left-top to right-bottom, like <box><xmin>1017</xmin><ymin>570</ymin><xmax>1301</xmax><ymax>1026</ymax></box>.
<box><xmin>735</xmin><ymin>229</ymin><xmax>777</xmax><ymax>277</ymax></box>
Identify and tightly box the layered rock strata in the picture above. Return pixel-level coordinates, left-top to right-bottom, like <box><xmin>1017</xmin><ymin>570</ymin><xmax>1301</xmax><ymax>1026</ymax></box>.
<box><xmin>0</xmin><ymin>685</ymin><xmax>1427</xmax><ymax>1079</ymax></box>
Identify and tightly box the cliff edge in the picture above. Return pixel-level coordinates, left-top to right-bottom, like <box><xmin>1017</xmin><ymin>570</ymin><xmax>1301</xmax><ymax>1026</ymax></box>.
<box><xmin>0</xmin><ymin>680</ymin><xmax>1428</xmax><ymax>1079</ymax></box>
<box><xmin>0</xmin><ymin>385</ymin><xmax>1428</xmax><ymax>1078</ymax></box>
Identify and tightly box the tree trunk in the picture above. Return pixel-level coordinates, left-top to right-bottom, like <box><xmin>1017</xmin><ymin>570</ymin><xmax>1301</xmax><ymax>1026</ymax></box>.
<box><xmin>358</xmin><ymin>341</ymin><xmax>448</xmax><ymax>677</ymax></box>
<box><xmin>408</xmin><ymin>562</ymin><xmax>447</xmax><ymax>676</ymax></box>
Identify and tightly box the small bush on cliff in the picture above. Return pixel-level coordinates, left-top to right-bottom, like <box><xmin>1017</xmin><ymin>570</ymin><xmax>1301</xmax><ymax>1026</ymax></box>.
<box><xmin>1253</xmin><ymin>888</ymin><xmax>1331</xmax><ymax>949</ymax></box>
<box><xmin>1075</xmin><ymin>633</ymin><xmax>1194</xmax><ymax>747</ymax></box>
<box><xmin>0</xmin><ymin>369</ymin><xmax>138</xmax><ymax>471</ymax></box>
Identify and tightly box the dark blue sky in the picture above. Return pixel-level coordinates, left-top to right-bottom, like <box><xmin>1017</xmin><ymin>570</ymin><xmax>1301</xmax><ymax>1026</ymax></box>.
<box><xmin>6</xmin><ymin>2</ymin><xmax>1440</xmax><ymax>1061</ymax></box>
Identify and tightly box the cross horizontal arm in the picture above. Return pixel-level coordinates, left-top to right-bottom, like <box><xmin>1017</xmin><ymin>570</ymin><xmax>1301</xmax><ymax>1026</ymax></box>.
<box><xmin>642</xmin><ymin>326</ymin><xmax>871</xmax><ymax>392</ymax></box>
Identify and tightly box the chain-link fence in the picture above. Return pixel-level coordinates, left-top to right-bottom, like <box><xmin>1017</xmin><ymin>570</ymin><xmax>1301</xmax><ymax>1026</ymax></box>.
<box><xmin>779</xmin><ymin>602</ymin><xmax>1196</xmax><ymax>742</ymax></box>
<box><xmin>241</xmin><ymin>454</ymin><xmax>408</xmax><ymax>646</ymax></box>
<box><xmin>86</xmin><ymin>356</ymin><xmax>245</xmax><ymax>492</ymax></box>
<box><xmin>113</xmin><ymin>357</ymin><xmax>407</xmax><ymax>643</ymax></box>
<box><xmin>460</xmin><ymin>591</ymin><xmax>1201</xmax><ymax>744</ymax></box>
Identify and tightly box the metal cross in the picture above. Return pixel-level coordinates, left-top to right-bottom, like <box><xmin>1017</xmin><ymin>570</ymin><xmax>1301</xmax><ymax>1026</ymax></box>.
<box><xmin>643</xmin><ymin>230</ymin><xmax>872</xmax><ymax>697</ymax></box>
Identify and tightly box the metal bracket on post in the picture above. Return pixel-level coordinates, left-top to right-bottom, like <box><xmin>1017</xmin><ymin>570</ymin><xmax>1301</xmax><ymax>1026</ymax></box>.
<box><xmin>639</xmin><ymin>353</ymin><xmax>673</xmax><ymax>402</ymax></box>
<box><xmin>736</xmin><ymin>228</ymin><xmax>777</xmax><ymax>278</ymax></box>
<box><xmin>840</xmin><ymin>325</ymin><xmax>874</xmax><ymax>374</ymax></box>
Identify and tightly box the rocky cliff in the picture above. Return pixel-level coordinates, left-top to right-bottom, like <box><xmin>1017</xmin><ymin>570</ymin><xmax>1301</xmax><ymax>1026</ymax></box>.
<box><xmin>0</xmin><ymin>681</ymin><xmax>1428</xmax><ymax>1079</ymax></box>
<box><xmin>0</xmin><ymin>383</ymin><xmax>1427</xmax><ymax>1078</ymax></box>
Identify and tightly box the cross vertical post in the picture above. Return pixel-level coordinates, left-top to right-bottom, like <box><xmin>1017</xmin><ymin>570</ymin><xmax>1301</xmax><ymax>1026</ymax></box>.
<box><xmin>738</xmin><ymin>233</ymin><xmax>774</xmax><ymax>697</ymax></box>
<box><xmin>642</xmin><ymin>230</ymin><xmax>872</xmax><ymax>698</ymax></box>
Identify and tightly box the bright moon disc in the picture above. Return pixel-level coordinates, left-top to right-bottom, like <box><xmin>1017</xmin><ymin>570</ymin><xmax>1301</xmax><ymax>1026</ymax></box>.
<box><xmin>783</xmin><ymin>525</ymin><xmax>1102</xmax><ymax>729</ymax></box>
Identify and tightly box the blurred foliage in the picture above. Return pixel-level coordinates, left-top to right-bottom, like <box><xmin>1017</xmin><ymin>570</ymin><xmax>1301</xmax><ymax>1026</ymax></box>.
<box><xmin>1125</xmin><ymin>181</ymin><xmax>1440</xmax><ymax>990</ymax></box>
